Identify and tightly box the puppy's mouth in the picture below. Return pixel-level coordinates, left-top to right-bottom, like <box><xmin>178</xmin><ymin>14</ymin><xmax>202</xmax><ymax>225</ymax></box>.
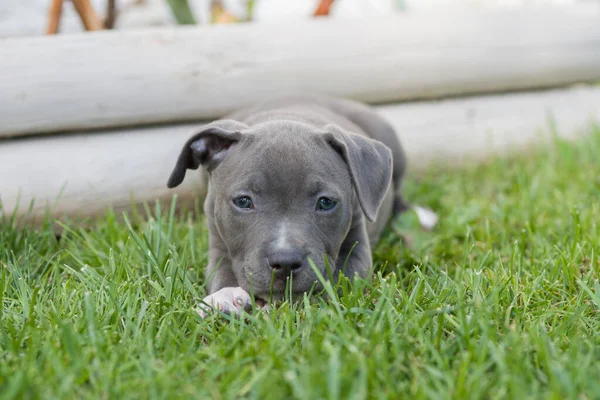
<box><xmin>254</xmin><ymin>296</ymin><xmax>267</xmax><ymax>308</ymax></box>
<box><xmin>251</xmin><ymin>277</ymin><xmax>323</xmax><ymax>303</ymax></box>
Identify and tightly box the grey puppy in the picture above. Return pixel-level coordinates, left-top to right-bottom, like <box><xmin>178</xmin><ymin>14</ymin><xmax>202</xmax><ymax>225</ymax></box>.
<box><xmin>167</xmin><ymin>95</ymin><xmax>414</xmax><ymax>317</ymax></box>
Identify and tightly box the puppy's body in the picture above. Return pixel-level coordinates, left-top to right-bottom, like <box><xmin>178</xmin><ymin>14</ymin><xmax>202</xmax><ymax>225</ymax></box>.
<box><xmin>168</xmin><ymin>96</ymin><xmax>409</xmax><ymax>314</ymax></box>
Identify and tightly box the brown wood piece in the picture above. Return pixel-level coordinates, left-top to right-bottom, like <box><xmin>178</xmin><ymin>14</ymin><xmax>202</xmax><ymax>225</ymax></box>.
<box><xmin>313</xmin><ymin>0</ymin><xmax>335</xmax><ymax>17</ymax></box>
<box><xmin>105</xmin><ymin>0</ymin><xmax>117</xmax><ymax>29</ymax></box>
<box><xmin>47</xmin><ymin>0</ymin><xmax>64</xmax><ymax>34</ymax></box>
<box><xmin>211</xmin><ymin>0</ymin><xmax>239</xmax><ymax>24</ymax></box>
<box><xmin>71</xmin><ymin>0</ymin><xmax>104</xmax><ymax>31</ymax></box>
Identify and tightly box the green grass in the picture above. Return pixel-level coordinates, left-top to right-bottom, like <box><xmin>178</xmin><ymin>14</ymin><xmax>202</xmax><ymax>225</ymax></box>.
<box><xmin>1</xmin><ymin>127</ymin><xmax>600</xmax><ymax>399</ymax></box>
<box><xmin>165</xmin><ymin>0</ymin><xmax>196</xmax><ymax>25</ymax></box>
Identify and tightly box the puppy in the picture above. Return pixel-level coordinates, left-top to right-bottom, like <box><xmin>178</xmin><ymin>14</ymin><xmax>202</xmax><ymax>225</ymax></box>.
<box><xmin>167</xmin><ymin>95</ymin><xmax>414</xmax><ymax>317</ymax></box>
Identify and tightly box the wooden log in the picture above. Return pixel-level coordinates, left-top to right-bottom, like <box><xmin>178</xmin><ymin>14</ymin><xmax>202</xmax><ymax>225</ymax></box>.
<box><xmin>104</xmin><ymin>0</ymin><xmax>117</xmax><ymax>29</ymax></box>
<box><xmin>313</xmin><ymin>0</ymin><xmax>336</xmax><ymax>16</ymax></box>
<box><xmin>71</xmin><ymin>0</ymin><xmax>104</xmax><ymax>31</ymax></box>
<box><xmin>0</xmin><ymin>124</ymin><xmax>206</xmax><ymax>223</ymax></box>
<box><xmin>1</xmin><ymin>6</ymin><xmax>600</xmax><ymax>138</ymax></box>
<box><xmin>46</xmin><ymin>0</ymin><xmax>64</xmax><ymax>35</ymax></box>
<box><xmin>1</xmin><ymin>86</ymin><xmax>599</xmax><ymax>222</ymax></box>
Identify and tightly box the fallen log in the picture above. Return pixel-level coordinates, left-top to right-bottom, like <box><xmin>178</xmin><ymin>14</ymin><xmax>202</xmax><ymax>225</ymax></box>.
<box><xmin>2</xmin><ymin>6</ymin><xmax>600</xmax><ymax>138</ymax></box>
<box><xmin>1</xmin><ymin>86</ymin><xmax>599</xmax><ymax>223</ymax></box>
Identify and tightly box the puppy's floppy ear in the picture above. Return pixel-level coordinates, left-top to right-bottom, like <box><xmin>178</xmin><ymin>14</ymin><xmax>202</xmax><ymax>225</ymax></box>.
<box><xmin>167</xmin><ymin>120</ymin><xmax>247</xmax><ymax>188</ymax></box>
<box><xmin>325</xmin><ymin>124</ymin><xmax>393</xmax><ymax>222</ymax></box>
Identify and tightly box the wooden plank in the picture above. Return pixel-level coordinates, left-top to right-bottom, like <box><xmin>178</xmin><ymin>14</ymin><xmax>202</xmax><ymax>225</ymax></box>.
<box><xmin>378</xmin><ymin>85</ymin><xmax>600</xmax><ymax>167</ymax></box>
<box><xmin>1</xmin><ymin>6</ymin><xmax>600</xmax><ymax>138</ymax></box>
<box><xmin>1</xmin><ymin>86</ymin><xmax>599</xmax><ymax>222</ymax></box>
<box><xmin>0</xmin><ymin>124</ymin><xmax>206</xmax><ymax>222</ymax></box>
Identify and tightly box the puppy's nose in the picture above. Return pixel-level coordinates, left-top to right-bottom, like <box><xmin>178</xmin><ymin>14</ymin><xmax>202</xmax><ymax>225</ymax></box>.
<box><xmin>268</xmin><ymin>249</ymin><xmax>305</xmax><ymax>278</ymax></box>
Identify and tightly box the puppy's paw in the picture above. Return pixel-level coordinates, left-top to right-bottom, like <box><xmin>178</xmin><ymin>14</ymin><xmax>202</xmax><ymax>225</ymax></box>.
<box><xmin>197</xmin><ymin>287</ymin><xmax>253</xmax><ymax>318</ymax></box>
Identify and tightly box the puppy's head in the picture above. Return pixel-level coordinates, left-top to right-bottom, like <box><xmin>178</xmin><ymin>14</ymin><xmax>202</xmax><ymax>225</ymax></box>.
<box><xmin>168</xmin><ymin>119</ymin><xmax>392</xmax><ymax>298</ymax></box>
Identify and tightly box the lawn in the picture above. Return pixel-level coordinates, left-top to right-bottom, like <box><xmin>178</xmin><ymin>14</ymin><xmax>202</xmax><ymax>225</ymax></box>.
<box><xmin>1</xmin><ymin>127</ymin><xmax>599</xmax><ymax>399</ymax></box>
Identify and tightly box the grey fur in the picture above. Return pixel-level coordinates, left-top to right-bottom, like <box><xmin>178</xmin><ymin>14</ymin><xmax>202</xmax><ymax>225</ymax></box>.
<box><xmin>168</xmin><ymin>95</ymin><xmax>409</xmax><ymax>303</ymax></box>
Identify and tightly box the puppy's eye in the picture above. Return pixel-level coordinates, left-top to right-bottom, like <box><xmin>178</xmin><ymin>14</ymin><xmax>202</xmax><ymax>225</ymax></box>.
<box><xmin>316</xmin><ymin>197</ymin><xmax>337</xmax><ymax>211</ymax></box>
<box><xmin>233</xmin><ymin>196</ymin><xmax>253</xmax><ymax>209</ymax></box>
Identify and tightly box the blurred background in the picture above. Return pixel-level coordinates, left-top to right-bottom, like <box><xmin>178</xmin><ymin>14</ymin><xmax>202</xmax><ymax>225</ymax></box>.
<box><xmin>1</xmin><ymin>0</ymin><xmax>596</xmax><ymax>37</ymax></box>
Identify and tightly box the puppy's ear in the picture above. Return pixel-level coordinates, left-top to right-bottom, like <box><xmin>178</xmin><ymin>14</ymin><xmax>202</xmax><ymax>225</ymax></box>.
<box><xmin>167</xmin><ymin>120</ymin><xmax>247</xmax><ymax>188</ymax></box>
<box><xmin>325</xmin><ymin>124</ymin><xmax>393</xmax><ymax>222</ymax></box>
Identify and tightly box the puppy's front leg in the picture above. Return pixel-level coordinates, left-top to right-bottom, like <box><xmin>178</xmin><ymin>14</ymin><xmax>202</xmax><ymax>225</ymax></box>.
<box><xmin>198</xmin><ymin>234</ymin><xmax>253</xmax><ymax>318</ymax></box>
<box><xmin>335</xmin><ymin>219</ymin><xmax>374</xmax><ymax>282</ymax></box>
